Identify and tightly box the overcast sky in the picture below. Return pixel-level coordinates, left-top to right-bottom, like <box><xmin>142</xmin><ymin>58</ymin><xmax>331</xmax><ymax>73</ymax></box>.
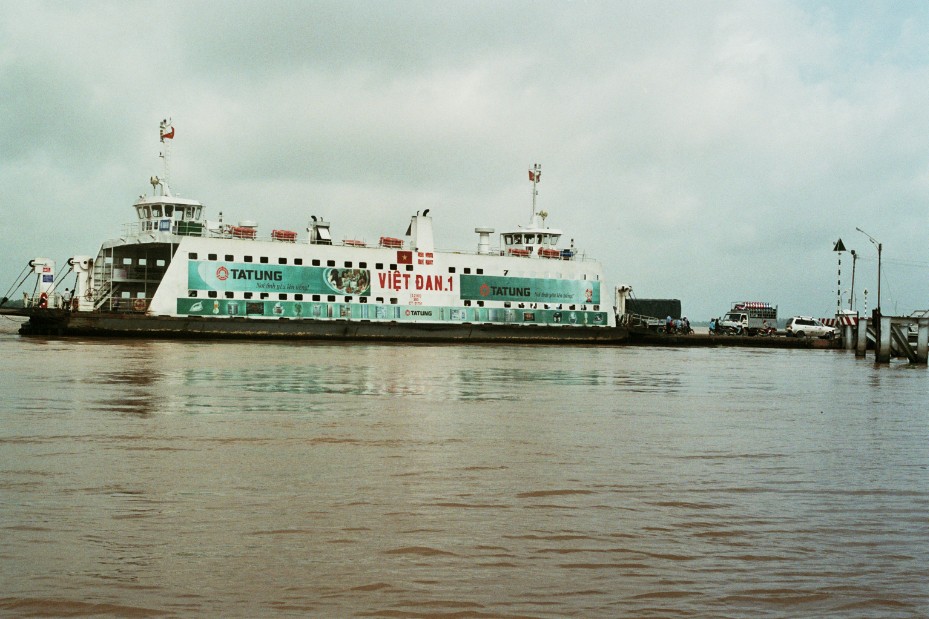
<box><xmin>2</xmin><ymin>0</ymin><xmax>928</xmax><ymax>320</ymax></box>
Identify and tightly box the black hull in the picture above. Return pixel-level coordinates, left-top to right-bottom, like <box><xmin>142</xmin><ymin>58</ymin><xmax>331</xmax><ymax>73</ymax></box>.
<box><xmin>16</xmin><ymin>310</ymin><xmax>629</xmax><ymax>344</ymax></box>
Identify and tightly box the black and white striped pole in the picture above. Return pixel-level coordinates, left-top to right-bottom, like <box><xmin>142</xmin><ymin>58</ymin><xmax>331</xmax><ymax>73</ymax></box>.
<box><xmin>833</xmin><ymin>238</ymin><xmax>846</xmax><ymax>314</ymax></box>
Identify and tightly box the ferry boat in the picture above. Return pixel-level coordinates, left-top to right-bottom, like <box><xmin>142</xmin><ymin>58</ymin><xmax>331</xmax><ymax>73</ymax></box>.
<box><xmin>1</xmin><ymin>121</ymin><xmax>628</xmax><ymax>343</ymax></box>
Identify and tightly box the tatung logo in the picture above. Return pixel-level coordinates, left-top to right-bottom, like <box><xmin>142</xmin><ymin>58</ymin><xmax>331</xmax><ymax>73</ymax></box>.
<box><xmin>479</xmin><ymin>284</ymin><xmax>491</xmax><ymax>297</ymax></box>
<box><xmin>216</xmin><ymin>266</ymin><xmax>229</xmax><ymax>281</ymax></box>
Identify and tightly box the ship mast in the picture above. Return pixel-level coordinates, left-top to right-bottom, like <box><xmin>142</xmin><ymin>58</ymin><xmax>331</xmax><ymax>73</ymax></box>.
<box><xmin>529</xmin><ymin>163</ymin><xmax>541</xmax><ymax>226</ymax></box>
<box><xmin>157</xmin><ymin>118</ymin><xmax>175</xmax><ymax>197</ymax></box>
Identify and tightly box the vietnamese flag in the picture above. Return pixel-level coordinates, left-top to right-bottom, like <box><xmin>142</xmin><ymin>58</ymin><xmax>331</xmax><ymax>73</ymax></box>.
<box><xmin>397</xmin><ymin>250</ymin><xmax>413</xmax><ymax>264</ymax></box>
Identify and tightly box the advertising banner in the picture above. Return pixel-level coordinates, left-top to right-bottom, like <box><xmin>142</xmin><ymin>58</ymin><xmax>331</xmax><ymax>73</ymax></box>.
<box><xmin>188</xmin><ymin>261</ymin><xmax>370</xmax><ymax>296</ymax></box>
<box><xmin>459</xmin><ymin>274</ymin><xmax>599</xmax><ymax>305</ymax></box>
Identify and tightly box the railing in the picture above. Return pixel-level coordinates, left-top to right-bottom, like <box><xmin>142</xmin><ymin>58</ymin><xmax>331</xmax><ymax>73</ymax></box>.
<box><xmin>115</xmin><ymin>220</ymin><xmax>596</xmax><ymax>261</ymax></box>
<box><xmin>23</xmin><ymin>292</ymin><xmax>66</xmax><ymax>310</ymax></box>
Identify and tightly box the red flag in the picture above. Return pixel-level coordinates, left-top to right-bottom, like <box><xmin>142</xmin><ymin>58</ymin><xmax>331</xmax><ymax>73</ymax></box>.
<box><xmin>529</xmin><ymin>170</ymin><xmax>540</xmax><ymax>182</ymax></box>
<box><xmin>160</xmin><ymin>127</ymin><xmax>175</xmax><ymax>141</ymax></box>
<box><xmin>528</xmin><ymin>170</ymin><xmax>535</xmax><ymax>181</ymax></box>
<box><xmin>397</xmin><ymin>250</ymin><xmax>413</xmax><ymax>264</ymax></box>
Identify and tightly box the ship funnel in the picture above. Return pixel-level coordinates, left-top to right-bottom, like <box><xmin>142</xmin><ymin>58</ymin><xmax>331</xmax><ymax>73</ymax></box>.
<box><xmin>409</xmin><ymin>211</ymin><xmax>434</xmax><ymax>253</ymax></box>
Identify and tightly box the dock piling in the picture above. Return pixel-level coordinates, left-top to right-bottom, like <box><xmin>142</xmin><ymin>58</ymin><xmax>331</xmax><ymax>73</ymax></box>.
<box><xmin>917</xmin><ymin>318</ymin><xmax>929</xmax><ymax>364</ymax></box>
<box><xmin>855</xmin><ymin>318</ymin><xmax>868</xmax><ymax>358</ymax></box>
<box><xmin>850</xmin><ymin>315</ymin><xmax>928</xmax><ymax>365</ymax></box>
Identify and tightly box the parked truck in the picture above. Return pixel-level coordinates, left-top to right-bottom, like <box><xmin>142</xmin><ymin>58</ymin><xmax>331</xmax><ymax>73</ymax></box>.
<box><xmin>717</xmin><ymin>301</ymin><xmax>777</xmax><ymax>336</ymax></box>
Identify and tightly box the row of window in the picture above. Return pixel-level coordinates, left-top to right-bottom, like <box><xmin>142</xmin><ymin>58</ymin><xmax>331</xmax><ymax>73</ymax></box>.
<box><xmin>188</xmin><ymin>290</ymin><xmax>412</xmax><ymax>305</ymax></box>
<box><xmin>105</xmin><ymin>257</ymin><xmax>167</xmax><ymax>267</ymax></box>
<box><xmin>185</xmin><ymin>289</ymin><xmax>598</xmax><ymax>312</ymax></box>
<box><xmin>187</xmin><ymin>252</ymin><xmax>489</xmax><ymax>274</ymax></box>
<box><xmin>135</xmin><ymin>204</ymin><xmax>202</xmax><ymax>220</ymax></box>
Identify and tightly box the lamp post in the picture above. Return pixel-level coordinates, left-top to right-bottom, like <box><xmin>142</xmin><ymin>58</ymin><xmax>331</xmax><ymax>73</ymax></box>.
<box><xmin>855</xmin><ymin>227</ymin><xmax>882</xmax><ymax>314</ymax></box>
<box><xmin>849</xmin><ymin>249</ymin><xmax>856</xmax><ymax>311</ymax></box>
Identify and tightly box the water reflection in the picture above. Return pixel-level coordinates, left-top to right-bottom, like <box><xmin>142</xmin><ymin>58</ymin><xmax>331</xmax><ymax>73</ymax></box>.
<box><xmin>2</xmin><ymin>329</ymin><xmax>929</xmax><ymax>617</ymax></box>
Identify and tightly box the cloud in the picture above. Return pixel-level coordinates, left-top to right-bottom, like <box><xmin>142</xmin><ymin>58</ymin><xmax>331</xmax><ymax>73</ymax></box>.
<box><xmin>2</xmin><ymin>1</ymin><xmax>928</xmax><ymax>319</ymax></box>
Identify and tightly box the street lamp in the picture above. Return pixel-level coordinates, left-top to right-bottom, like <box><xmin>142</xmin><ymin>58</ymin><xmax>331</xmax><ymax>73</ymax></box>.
<box><xmin>855</xmin><ymin>227</ymin><xmax>882</xmax><ymax>314</ymax></box>
<box><xmin>849</xmin><ymin>249</ymin><xmax>856</xmax><ymax>311</ymax></box>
